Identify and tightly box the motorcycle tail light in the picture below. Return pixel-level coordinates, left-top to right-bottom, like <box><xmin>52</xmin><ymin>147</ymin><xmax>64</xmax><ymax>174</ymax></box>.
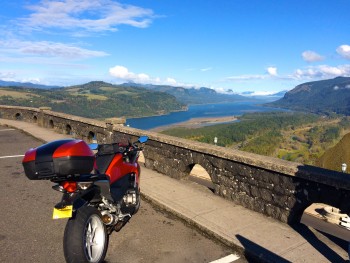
<box><xmin>61</xmin><ymin>181</ymin><xmax>77</xmax><ymax>193</ymax></box>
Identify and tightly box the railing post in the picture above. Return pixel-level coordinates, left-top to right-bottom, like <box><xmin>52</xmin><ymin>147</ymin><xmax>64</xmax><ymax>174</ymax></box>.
<box><xmin>38</xmin><ymin>107</ymin><xmax>51</xmax><ymax>127</ymax></box>
<box><xmin>105</xmin><ymin>122</ymin><xmax>114</xmax><ymax>143</ymax></box>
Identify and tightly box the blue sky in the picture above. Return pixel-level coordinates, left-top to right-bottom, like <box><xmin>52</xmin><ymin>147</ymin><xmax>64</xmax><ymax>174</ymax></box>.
<box><xmin>0</xmin><ymin>0</ymin><xmax>350</xmax><ymax>95</ymax></box>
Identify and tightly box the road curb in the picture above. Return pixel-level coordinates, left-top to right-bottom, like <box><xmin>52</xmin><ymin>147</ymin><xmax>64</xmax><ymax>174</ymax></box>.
<box><xmin>140</xmin><ymin>192</ymin><xmax>269</xmax><ymax>263</ymax></box>
<box><xmin>1</xmin><ymin>123</ymin><xmax>47</xmax><ymax>143</ymax></box>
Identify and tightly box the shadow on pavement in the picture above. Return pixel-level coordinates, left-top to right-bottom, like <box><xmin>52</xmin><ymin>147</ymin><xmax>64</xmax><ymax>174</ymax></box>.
<box><xmin>236</xmin><ymin>234</ymin><xmax>291</xmax><ymax>263</ymax></box>
<box><xmin>292</xmin><ymin>223</ymin><xmax>348</xmax><ymax>263</ymax></box>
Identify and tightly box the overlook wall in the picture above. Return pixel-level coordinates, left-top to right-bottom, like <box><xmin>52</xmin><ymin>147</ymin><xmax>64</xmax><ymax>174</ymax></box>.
<box><xmin>1</xmin><ymin>105</ymin><xmax>350</xmax><ymax>224</ymax></box>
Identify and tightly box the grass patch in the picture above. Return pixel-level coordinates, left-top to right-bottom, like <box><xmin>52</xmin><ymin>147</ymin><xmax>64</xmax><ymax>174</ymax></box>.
<box><xmin>69</xmin><ymin>91</ymin><xmax>108</xmax><ymax>100</ymax></box>
<box><xmin>99</xmin><ymin>87</ymin><xmax>115</xmax><ymax>92</ymax></box>
<box><xmin>0</xmin><ymin>89</ymin><xmax>39</xmax><ymax>99</ymax></box>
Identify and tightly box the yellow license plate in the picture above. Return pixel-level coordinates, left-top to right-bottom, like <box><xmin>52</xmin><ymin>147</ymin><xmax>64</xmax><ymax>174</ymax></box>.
<box><xmin>52</xmin><ymin>205</ymin><xmax>73</xmax><ymax>219</ymax></box>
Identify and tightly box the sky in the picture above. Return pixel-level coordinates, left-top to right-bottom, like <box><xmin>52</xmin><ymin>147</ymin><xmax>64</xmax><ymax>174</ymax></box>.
<box><xmin>0</xmin><ymin>0</ymin><xmax>350</xmax><ymax>95</ymax></box>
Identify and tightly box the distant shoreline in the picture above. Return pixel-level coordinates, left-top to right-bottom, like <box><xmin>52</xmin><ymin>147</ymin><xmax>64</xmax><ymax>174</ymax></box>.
<box><xmin>150</xmin><ymin>116</ymin><xmax>237</xmax><ymax>132</ymax></box>
<box><xmin>126</xmin><ymin>101</ymin><xmax>283</xmax><ymax>130</ymax></box>
<box><xmin>126</xmin><ymin>106</ymin><xmax>188</xmax><ymax>120</ymax></box>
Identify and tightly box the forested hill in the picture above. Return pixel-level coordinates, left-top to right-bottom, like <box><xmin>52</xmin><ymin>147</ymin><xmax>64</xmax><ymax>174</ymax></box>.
<box><xmin>0</xmin><ymin>81</ymin><xmax>185</xmax><ymax>119</ymax></box>
<box><xmin>0</xmin><ymin>80</ymin><xmax>61</xmax><ymax>89</ymax></box>
<box><xmin>120</xmin><ymin>83</ymin><xmax>253</xmax><ymax>104</ymax></box>
<box><xmin>266</xmin><ymin>77</ymin><xmax>350</xmax><ymax>115</ymax></box>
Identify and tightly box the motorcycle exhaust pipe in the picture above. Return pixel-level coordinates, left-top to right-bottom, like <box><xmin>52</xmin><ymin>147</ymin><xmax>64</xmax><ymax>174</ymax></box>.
<box><xmin>101</xmin><ymin>212</ymin><xmax>116</xmax><ymax>225</ymax></box>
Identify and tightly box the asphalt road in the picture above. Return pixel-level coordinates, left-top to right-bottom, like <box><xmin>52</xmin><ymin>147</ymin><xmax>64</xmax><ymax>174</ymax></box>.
<box><xmin>0</xmin><ymin>127</ymin><xmax>246</xmax><ymax>263</ymax></box>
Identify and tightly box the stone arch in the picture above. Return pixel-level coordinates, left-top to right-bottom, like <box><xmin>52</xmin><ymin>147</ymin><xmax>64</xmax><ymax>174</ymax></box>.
<box><xmin>88</xmin><ymin>131</ymin><xmax>95</xmax><ymax>143</ymax></box>
<box><xmin>188</xmin><ymin>163</ymin><xmax>215</xmax><ymax>191</ymax></box>
<box><xmin>33</xmin><ymin>115</ymin><xmax>38</xmax><ymax>123</ymax></box>
<box><xmin>15</xmin><ymin>113</ymin><xmax>22</xmax><ymax>120</ymax></box>
<box><xmin>300</xmin><ymin>202</ymin><xmax>350</xmax><ymax>241</ymax></box>
<box><xmin>138</xmin><ymin>151</ymin><xmax>145</xmax><ymax>164</ymax></box>
<box><xmin>65</xmin><ymin>124</ymin><xmax>72</xmax><ymax>135</ymax></box>
<box><xmin>49</xmin><ymin>119</ymin><xmax>54</xmax><ymax>129</ymax></box>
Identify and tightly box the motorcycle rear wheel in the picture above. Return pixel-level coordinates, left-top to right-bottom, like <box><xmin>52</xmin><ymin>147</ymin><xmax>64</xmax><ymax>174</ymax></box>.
<box><xmin>63</xmin><ymin>206</ymin><xmax>109</xmax><ymax>263</ymax></box>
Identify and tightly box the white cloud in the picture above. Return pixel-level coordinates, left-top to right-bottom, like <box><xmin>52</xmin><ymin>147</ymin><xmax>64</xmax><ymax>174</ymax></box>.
<box><xmin>201</xmin><ymin>67</ymin><xmax>212</xmax><ymax>72</ymax></box>
<box><xmin>267</xmin><ymin>67</ymin><xmax>278</xmax><ymax>76</ymax></box>
<box><xmin>110</xmin><ymin>65</ymin><xmax>176</xmax><ymax>85</ymax></box>
<box><xmin>244</xmin><ymin>91</ymin><xmax>279</xmax><ymax>96</ymax></box>
<box><xmin>293</xmin><ymin>64</ymin><xmax>350</xmax><ymax>79</ymax></box>
<box><xmin>226</xmin><ymin>67</ymin><xmax>279</xmax><ymax>82</ymax></box>
<box><xmin>225</xmin><ymin>63</ymin><xmax>350</xmax><ymax>85</ymax></box>
<box><xmin>137</xmin><ymin>73</ymin><xmax>150</xmax><ymax>82</ymax></box>
<box><xmin>109</xmin><ymin>65</ymin><xmax>131</xmax><ymax>79</ymax></box>
<box><xmin>336</xmin><ymin>45</ymin><xmax>350</xmax><ymax>60</ymax></box>
<box><xmin>302</xmin><ymin>50</ymin><xmax>324</xmax><ymax>62</ymax></box>
<box><xmin>0</xmin><ymin>71</ymin><xmax>17</xmax><ymax>81</ymax></box>
<box><xmin>0</xmin><ymin>40</ymin><xmax>108</xmax><ymax>59</ymax></box>
<box><xmin>213</xmin><ymin>87</ymin><xmax>229</xmax><ymax>94</ymax></box>
<box><xmin>21</xmin><ymin>0</ymin><xmax>154</xmax><ymax>33</ymax></box>
<box><xmin>165</xmin><ymin>78</ymin><xmax>177</xmax><ymax>85</ymax></box>
<box><xmin>109</xmin><ymin>65</ymin><xmax>149</xmax><ymax>82</ymax></box>
<box><xmin>22</xmin><ymin>77</ymin><xmax>42</xmax><ymax>84</ymax></box>
<box><xmin>319</xmin><ymin>65</ymin><xmax>343</xmax><ymax>75</ymax></box>
<box><xmin>226</xmin><ymin>74</ymin><xmax>267</xmax><ymax>81</ymax></box>
<box><xmin>0</xmin><ymin>71</ymin><xmax>43</xmax><ymax>84</ymax></box>
<box><xmin>21</xmin><ymin>41</ymin><xmax>108</xmax><ymax>59</ymax></box>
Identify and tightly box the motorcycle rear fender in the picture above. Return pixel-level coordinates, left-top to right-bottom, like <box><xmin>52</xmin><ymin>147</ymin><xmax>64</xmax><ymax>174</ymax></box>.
<box><xmin>55</xmin><ymin>179</ymin><xmax>113</xmax><ymax>211</ymax></box>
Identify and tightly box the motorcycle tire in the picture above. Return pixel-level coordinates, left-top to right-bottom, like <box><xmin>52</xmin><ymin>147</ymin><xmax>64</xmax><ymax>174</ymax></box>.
<box><xmin>63</xmin><ymin>206</ymin><xmax>109</xmax><ymax>263</ymax></box>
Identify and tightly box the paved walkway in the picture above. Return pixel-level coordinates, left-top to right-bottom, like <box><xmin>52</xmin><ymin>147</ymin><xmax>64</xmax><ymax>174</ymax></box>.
<box><xmin>1</xmin><ymin>118</ymin><xmax>349</xmax><ymax>262</ymax></box>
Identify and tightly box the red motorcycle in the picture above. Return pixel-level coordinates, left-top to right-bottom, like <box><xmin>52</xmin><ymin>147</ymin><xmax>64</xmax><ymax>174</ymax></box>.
<box><xmin>22</xmin><ymin>135</ymin><xmax>148</xmax><ymax>263</ymax></box>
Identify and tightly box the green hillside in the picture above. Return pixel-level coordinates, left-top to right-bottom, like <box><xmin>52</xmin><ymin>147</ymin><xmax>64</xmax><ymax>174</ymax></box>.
<box><xmin>316</xmin><ymin>132</ymin><xmax>350</xmax><ymax>172</ymax></box>
<box><xmin>0</xmin><ymin>81</ymin><xmax>185</xmax><ymax>119</ymax></box>
<box><xmin>162</xmin><ymin>112</ymin><xmax>350</xmax><ymax>165</ymax></box>
<box><xmin>267</xmin><ymin>76</ymin><xmax>350</xmax><ymax>115</ymax></box>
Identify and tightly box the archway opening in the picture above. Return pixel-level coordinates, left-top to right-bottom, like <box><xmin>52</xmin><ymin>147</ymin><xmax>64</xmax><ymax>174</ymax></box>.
<box><xmin>300</xmin><ymin>203</ymin><xmax>349</xmax><ymax>248</ymax></box>
<box><xmin>88</xmin><ymin>131</ymin><xmax>95</xmax><ymax>143</ymax></box>
<box><xmin>189</xmin><ymin>164</ymin><xmax>214</xmax><ymax>192</ymax></box>
<box><xmin>65</xmin><ymin>124</ymin><xmax>72</xmax><ymax>135</ymax></box>
<box><xmin>15</xmin><ymin>113</ymin><xmax>22</xmax><ymax>120</ymax></box>
<box><xmin>138</xmin><ymin>151</ymin><xmax>145</xmax><ymax>164</ymax></box>
<box><xmin>33</xmin><ymin>116</ymin><xmax>38</xmax><ymax>123</ymax></box>
<box><xmin>49</xmin><ymin>120</ymin><xmax>54</xmax><ymax>129</ymax></box>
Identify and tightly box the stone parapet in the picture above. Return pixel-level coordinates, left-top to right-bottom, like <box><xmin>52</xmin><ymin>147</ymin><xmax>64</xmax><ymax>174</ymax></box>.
<box><xmin>1</xmin><ymin>105</ymin><xmax>349</xmax><ymax>224</ymax></box>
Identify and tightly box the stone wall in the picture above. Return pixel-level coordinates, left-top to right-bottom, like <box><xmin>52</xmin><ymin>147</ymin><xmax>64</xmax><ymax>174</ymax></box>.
<box><xmin>1</xmin><ymin>105</ymin><xmax>350</xmax><ymax>224</ymax></box>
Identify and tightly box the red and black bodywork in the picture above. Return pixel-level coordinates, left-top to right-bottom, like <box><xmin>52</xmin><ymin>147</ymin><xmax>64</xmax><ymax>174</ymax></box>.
<box><xmin>22</xmin><ymin>138</ymin><xmax>144</xmax><ymax>211</ymax></box>
<box><xmin>23</xmin><ymin>139</ymin><xmax>95</xmax><ymax>180</ymax></box>
<box><xmin>22</xmin><ymin>136</ymin><xmax>148</xmax><ymax>263</ymax></box>
<box><xmin>94</xmin><ymin>142</ymin><xmax>141</xmax><ymax>202</ymax></box>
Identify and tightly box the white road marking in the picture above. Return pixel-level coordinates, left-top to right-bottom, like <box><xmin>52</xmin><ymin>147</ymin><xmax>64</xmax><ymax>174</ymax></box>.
<box><xmin>0</xmin><ymin>155</ymin><xmax>25</xmax><ymax>159</ymax></box>
<box><xmin>0</xmin><ymin>129</ymin><xmax>15</xmax><ymax>132</ymax></box>
<box><xmin>210</xmin><ymin>254</ymin><xmax>241</xmax><ymax>263</ymax></box>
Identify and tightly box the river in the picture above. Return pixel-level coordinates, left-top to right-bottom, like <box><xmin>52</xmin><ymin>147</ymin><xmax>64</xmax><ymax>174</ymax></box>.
<box><xmin>126</xmin><ymin>101</ymin><xmax>287</xmax><ymax>130</ymax></box>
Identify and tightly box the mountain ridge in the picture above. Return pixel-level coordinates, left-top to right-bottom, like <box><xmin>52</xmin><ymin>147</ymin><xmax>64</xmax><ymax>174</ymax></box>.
<box><xmin>266</xmin><ymin>76</ymin><xmax>350</xmax><ymax>115</ymax></box>
<box><xmin>0</xmin><ymin>81</ymin><xmax>185</xmax><ymax>119</ymax></box>
<box><xmin>119</xmin><ymin>82</ymin><xmax>255</xmax><ymax>104</ymax></box>
<box><xmin>0</xmin><ymin>80</ymin><xmax>283</xmax><ymax>105</ymax></box>
<box><xmin>0</xmin><ymin>80</ymin><xmax>62</xmax><ymax>89</ymax></box>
